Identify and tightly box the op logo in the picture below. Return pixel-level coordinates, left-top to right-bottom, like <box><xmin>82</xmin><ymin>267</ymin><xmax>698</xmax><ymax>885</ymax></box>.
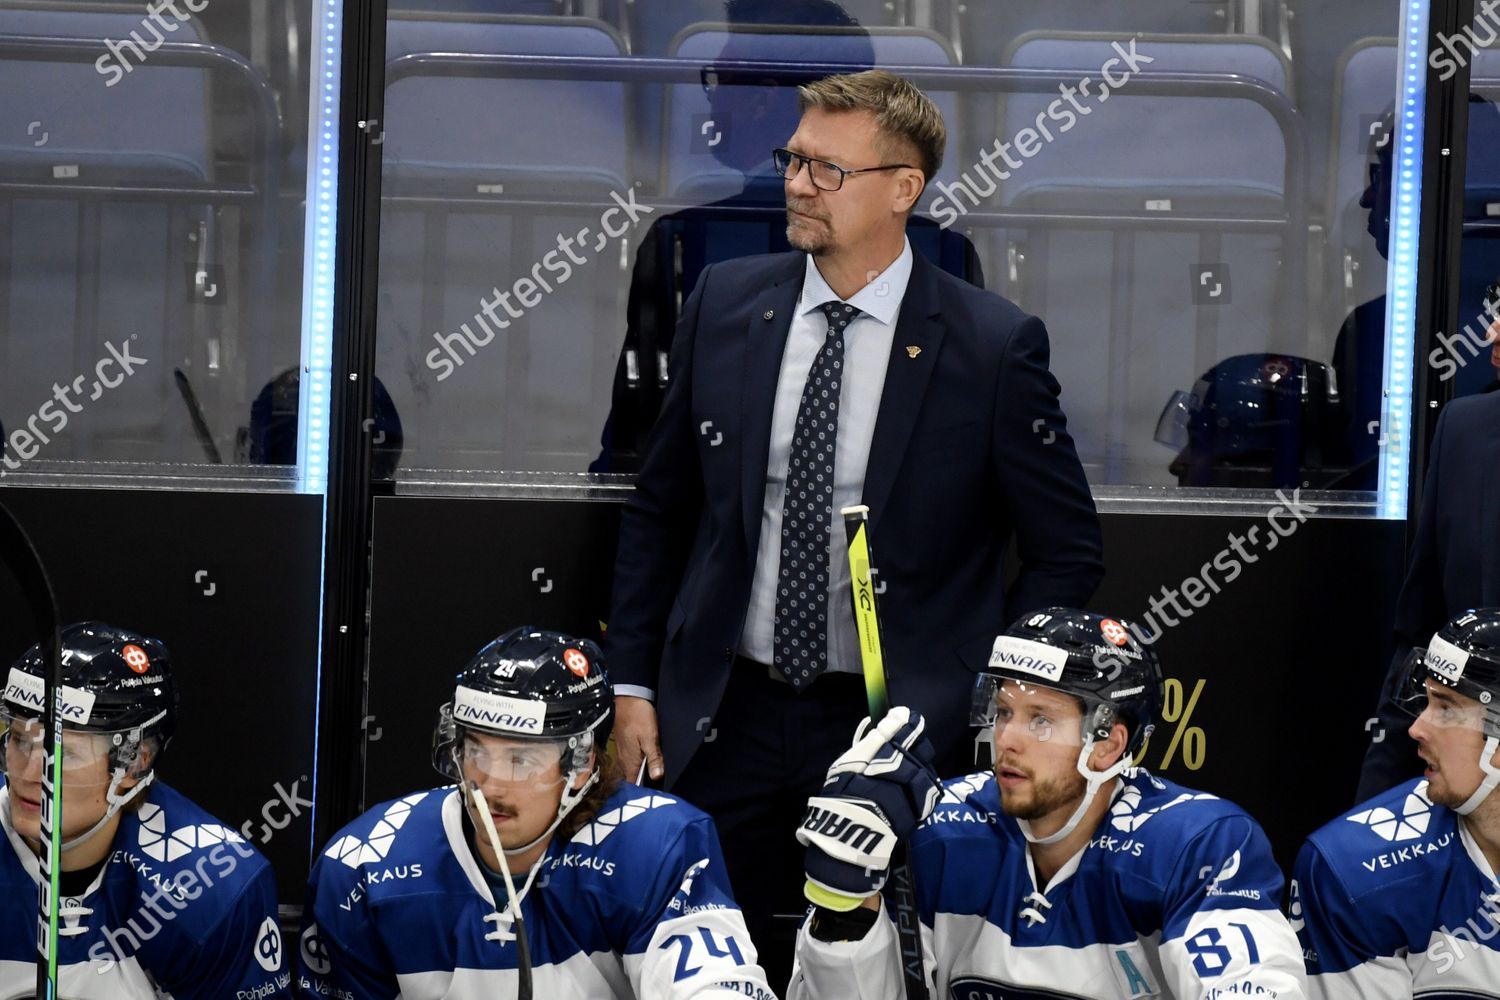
<box><xmin>121</xmin><ymin>644</ymin><xmax>150</xmax><ymax>673</ymax></box>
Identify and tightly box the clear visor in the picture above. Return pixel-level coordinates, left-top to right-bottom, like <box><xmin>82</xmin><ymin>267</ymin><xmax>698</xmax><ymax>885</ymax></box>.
<box><xmin>1396</xmin><ymin>649</ymin><xmax>1495</xmax><ymax>734</ymax></box>
<box><xmin>0</xmin><ymin>713</ymin><xmax>117</xmax><ymax>787</ymax></box>
<box><xmin>971</xmin><ymin>674</ymin><xmax>1088</xmax><ymax>751</ymax></box>
<box><xmin>1154</xmin><ymin>389</ymin><xmax>1199</xmax><ymax>450</ymax></box>
<box><xmin>456</xmin><ymin>731</ymin><xmax>572</xmax><ymax>787</ymax></box>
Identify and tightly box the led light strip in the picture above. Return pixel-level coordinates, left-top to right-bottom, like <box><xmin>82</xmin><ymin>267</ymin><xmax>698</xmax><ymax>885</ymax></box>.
<box><xmin>1378</xmin><ymin>0</ymin><xmax>1430</xmax><ymax>520</ymax></box>
<box><xmin>299</xmin><ymin>0</ymin><xmax>343</xmax><ymax>853</ymax></box>
<box><xmin>298</xmin><ymin>0</ymin><xmax>341</xmax><ymax>495</ymax></box>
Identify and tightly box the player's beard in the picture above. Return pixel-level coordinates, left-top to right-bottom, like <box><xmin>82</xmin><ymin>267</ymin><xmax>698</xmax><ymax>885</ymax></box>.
<box><xmin>786</xmin><ymin>198</ymin><xmax>833</xmax><ymax>254</ymax></box>
<box><xmin>997</xmin><ymin>760</ymin><xmax>1088</xmax><ymax>821</ymax></box>
<box><xmin>1419</xmin><ymin>753</ymin><xmax>1471</xmax><ymax>810</ymax></box>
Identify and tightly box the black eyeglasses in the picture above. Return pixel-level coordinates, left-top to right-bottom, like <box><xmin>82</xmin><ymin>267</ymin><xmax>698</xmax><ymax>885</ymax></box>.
<box><xmin>771</xmin><ymin>147</ymin><xmax>915</xmax><ymax>192</ymax></box>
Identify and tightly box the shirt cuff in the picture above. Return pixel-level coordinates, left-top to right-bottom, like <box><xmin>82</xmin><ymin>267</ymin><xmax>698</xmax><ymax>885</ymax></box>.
<box><xmin>613</xmin><ymin>684</ymin><xmax>656</xmax><ymax>702</ymax></box>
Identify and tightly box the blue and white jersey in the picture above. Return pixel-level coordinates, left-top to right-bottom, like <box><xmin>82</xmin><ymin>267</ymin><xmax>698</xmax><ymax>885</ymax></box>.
<box><xmin>299</xmin><ymin>781</ymin><xmax>774</xmax><ymax>999</ymax></box>
<box><xmin>0</xmin><ymin>777</ymin><xmax>289</xmax><ymax>999</ymax></box>
<box><xmin>791</xmin><ymin>769</ymin><xmax>1307</xmax><ymax>1000</ymax></box>
<box><xmin>1292</xmin><ymin>778</ymin><xmax>1500</xmax><ymax>999</ymax></box>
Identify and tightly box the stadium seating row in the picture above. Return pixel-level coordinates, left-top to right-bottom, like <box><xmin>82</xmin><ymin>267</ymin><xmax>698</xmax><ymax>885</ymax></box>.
<box><xmin>2</xmin><ymin>1</ymin><xmax>1492</xmax><ymax>488</ymax></box>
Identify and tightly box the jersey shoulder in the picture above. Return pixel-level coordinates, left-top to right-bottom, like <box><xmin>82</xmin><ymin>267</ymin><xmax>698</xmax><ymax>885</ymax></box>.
<box><xmin>114</xmin><ymin>781</ymin><xmax>276</xmax><ymax>942</ymax></box>
<box><xmin>1105</xmin><ymin>770</ymin><xmax>1251</xmax><ymax>840</ymax></box>
<box><xmin>1302</xmin><ymin>778</ymin><xmax>1460</xmax><ymax>905</ymax></box>
<box><xmin>319</xmin><ymin>791</ymin><xmax>447</xmax><ymax>881</ymax></box>
<box><xmin>569</xmin><ymin>782</ymin><xmax>710</xmax><ymax>846</ymax></box>
<box><xmin>915</xmin><ymin>771</ymin><xmax>1006</xmax><ymax>841</ymax></box>
<box><xmin>1098</xmin><ymin>771</ymin><xmax>1273</xmax><ymax>886</ymax></box>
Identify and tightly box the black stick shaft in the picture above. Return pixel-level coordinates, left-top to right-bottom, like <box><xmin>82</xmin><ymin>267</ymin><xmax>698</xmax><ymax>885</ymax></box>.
<box><xmin>0</xmin><ymin>502</ymin><xmax>62</xmax><ymax>998</ymax></box>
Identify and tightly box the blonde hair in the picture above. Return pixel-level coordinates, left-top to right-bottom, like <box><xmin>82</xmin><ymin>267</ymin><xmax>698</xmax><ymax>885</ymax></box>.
<box><xmin>797</xmin><ymin>69</ymin><xmax>946</xmax><ymax>182</ymax></box>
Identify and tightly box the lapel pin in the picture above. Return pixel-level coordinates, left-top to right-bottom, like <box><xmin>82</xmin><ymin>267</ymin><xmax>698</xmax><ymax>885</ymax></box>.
<box><xmin>906</xmin><ymin>346</ymin><xmax>922</xmax><ymax>359</ymax></box>
<box><xmin>763</xmin><ymin>309</ymin><xmax>775</xmax><ymax>321</ymax></box>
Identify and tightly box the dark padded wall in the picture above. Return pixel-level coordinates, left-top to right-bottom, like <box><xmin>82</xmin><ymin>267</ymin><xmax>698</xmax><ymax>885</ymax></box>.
<box><xmin>364</xmin><ymin>495</ymin><xmax>1406</xmax><ymax>879</ymax></box>
<box><xmin>0</xmin><ymin>487</ymin><xmax>323</xmax><ymax>903</ymax></box>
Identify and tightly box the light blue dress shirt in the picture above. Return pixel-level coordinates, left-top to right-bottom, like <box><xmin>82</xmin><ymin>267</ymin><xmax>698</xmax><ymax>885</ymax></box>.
<box><xmin>739</xmin><ymin>239</ymin><xmax>914</xmax><ymax>675</ymax></box>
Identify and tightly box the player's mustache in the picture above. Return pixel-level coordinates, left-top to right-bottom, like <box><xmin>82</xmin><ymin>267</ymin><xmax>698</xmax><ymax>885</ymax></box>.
<box><xmin>467</xmin><ymin>787</ymin><xmax>518</xmax><ymax>819</ymax></box>
<box><xmin>995</xmin><ymin>756</ymin><xmax>1032</xmax><ymax>780</ymax></box>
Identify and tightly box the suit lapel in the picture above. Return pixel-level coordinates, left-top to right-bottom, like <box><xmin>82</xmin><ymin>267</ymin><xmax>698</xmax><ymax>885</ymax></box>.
<box><xmin>740</xmin><ymin>258</ymin><xmax>805</xmax><ymax>551</ymax></box>
<box><xmin>1483</xmin><ymin>411</ymin><xmax>1500</xmax><ymax>605</ymax></box>
<box><xmin>863</xmin><ymin>253</ymin><xmax>947</xmax><ymax>533</ymax></box>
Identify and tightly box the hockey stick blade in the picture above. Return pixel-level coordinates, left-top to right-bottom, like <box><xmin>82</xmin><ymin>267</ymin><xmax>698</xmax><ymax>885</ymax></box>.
<box><xmin>840</xmin><ymin>505</ymin><xmax>930</xmax><ymax>1000</ymax></box>
<box><xmin>0</xmin><ymin>500</ymin><xmax>64</xmax><ymax>1000</ymax></box>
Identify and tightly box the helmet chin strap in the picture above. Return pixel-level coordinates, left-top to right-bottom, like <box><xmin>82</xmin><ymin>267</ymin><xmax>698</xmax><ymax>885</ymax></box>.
<box><xmin>60</xmin><ymin>768</ymin><xmax>154</xmax><ymax>852</ymax></box>
<box><xmin>1456</xmin><ymin>736</ymin><xmax>1500</xmax><ymax>816</ymax></box>
<box><xmin>1015</xmin><ymin>737</ymin><xmax>1128</xmax><ymax>846</ymax></box>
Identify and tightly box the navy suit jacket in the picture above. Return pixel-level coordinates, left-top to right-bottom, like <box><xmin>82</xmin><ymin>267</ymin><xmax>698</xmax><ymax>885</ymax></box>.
<box><xmin>1357</xmin><ymin>389</ymin><xmax>1500</xmax><ymax>801</ymax></box>
<box><xmin>605</xmin><ymin>250</ymin><xmax>1104</xmax><ymax>787</ymax></box>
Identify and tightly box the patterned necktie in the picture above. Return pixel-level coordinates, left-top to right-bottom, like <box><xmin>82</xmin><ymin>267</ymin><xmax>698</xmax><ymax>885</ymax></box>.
<box><xmin>774</xmin><ymin>300</ymin><xmax>861</xmax><ymax>689</ymax></box>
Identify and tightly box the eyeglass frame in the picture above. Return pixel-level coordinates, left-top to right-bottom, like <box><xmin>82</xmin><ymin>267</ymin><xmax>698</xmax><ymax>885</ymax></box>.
<box><xmin>771</xmin><ymin>147</ymin><xmax>917</xmax><ymax>192</ymax></box>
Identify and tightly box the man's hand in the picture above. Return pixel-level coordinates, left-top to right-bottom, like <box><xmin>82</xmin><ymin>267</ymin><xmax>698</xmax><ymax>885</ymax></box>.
<box><xmin>615</xmin><ymin>695</ymin><xmax>664</xmax><ymax>783</ymax></box>
<box><xmin>797</xmin><ymin>707</ymin><xmax>942</xmax><ymax>909</ymax></box>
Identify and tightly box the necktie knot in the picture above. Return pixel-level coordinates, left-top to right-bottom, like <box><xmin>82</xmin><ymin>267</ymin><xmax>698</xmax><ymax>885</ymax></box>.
<box><xmin>819</xmin><ymin>300</ymin><xmax>860</xmax><ymax>334</ymax></box>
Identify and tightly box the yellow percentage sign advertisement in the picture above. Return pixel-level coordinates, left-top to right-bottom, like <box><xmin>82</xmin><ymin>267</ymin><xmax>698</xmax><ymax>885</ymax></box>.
<box><xmin>1133</xmin><ymin>677</ymin><xmax>1207</xmax><ymax>771</ymax></box>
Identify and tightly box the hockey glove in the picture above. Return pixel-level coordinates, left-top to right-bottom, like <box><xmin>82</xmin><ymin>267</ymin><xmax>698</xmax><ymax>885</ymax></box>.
<box><xmin>797</xmin><ymin>707</ymin><xmax>942</xmax><ymax>910</ymax></box>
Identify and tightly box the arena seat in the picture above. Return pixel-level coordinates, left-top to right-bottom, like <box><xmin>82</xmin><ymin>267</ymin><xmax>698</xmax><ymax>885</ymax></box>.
<box><xmin>384</xmin><ymin>12</ymin><xmax>630</xmax><ymax>194</ymax></box>
<box><xmin>664</xmin><ymin>23</ymin><xmax>961</xmax><ymax>202</ymax></box>
<box><xmin>391</xmin><ymin>0</ymin><xmax>566</xmax><ymax>13</ymax></box>
<box><xmin>379</xmin><ymin>11</ymin><xmax>632</xmax><ymax>471</ymax></box>
<box><xmin>1326</xmin><ymin>38</ymin><xmax>1395</xmax><ymax>328</ymax></box>
<box><xmin>955</xmin><ymin>0</ymin><xmax>1236</xmax><ymax>66</ymax></box>
<box><xmin>1329</xmin><ymin>42</ymin><xmax>1500</xmax><ymax>394</ymax></box>
<box><xmin>0</xmin><ymin>2</ymin><xmax>276</xmax><ymax>462</ymax></box>
<box><xmin>1283</xmin><ymin>0</ymin><xmax>1399</xmax><ymax>214</ymax></box>
<box><xmin>624</xmin><ymin>0</ymin><xmax>912</xmax><ymax>57</ymax></box>
<box><xmin>993</xmin><ymin>32</ymin><xmax>1301</xmax><ymax>486</ymax></box>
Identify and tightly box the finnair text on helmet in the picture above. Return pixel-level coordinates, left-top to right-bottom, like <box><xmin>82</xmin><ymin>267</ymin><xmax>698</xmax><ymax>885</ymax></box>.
<box><xmin>3</xmin><ymin>669</ymin><xmax>97</xmax><ymax>724</ymax></box>
<box><xmin>453</xmin><ymin>705</ymin><xmax>543</xmax><ymax>732</ymax></box>
<box><xmin>989</xmin><ymin>636</ymin><xmax>1068</xmax><ymax>681</ymax></box>
<box><xmin>990</xmin><ymin>652</ymin><xmax>1062</xmax><ymax>679</ymax></box>
<box><xmin>451</xmin><ymin>687</ymin><xmax>547</xmax><ymax>733</ymax></box>
<box><xmin>1427</xmin><ymin>635</ymin><xmax>1471</xmax><ymax>683</ymax></box>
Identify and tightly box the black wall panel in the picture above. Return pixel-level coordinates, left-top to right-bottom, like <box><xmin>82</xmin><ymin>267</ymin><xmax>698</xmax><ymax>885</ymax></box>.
<box><xmin>0</xmin><ymin>487</ymin><xmax>323</xmax><ymax>904</ymax></box>
<box><xmin>366</xmin><ymin>495</ymin><xmax>1406</xmax><ymax>879</ymax></box>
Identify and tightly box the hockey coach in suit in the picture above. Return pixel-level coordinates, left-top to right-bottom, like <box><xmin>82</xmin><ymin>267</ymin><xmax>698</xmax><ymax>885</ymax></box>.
<box><xmin>1358</xmin><ymin>384</ymin><xmax>1500</xmax><ymax>800</ymax></box>
<box><xmin>603</xmin><ymin>69</ymin><xmax>1103</xmax><ymax>982</ymax></box>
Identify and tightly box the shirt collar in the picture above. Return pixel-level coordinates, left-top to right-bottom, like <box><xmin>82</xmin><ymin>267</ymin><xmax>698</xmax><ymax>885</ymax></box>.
<box><xmin>798</xmin><ymin>237</ymin><xmax>914</xmax><ymax>327</ymax></box>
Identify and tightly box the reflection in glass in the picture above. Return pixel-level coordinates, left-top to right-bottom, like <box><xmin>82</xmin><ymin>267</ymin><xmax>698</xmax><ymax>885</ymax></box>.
<box><xmin>0</xmin><ymin>3</ymin><xmax>313</xmax><ymax>471</ymax></box>
<box><xmin>372</xmin><ymin>0</ymin><xmax>1424</xmax><ymax>507</ymax></box>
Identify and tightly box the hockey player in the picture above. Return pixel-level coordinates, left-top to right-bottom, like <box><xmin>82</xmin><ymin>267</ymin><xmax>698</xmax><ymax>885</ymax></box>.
<box><xmin>299</xmin><ymin>626</ymin><xmax>774</xmax><ymax>998</ymax></box>
<box><xmin>1294</xmin><ymin>607</ymin><xmax>1500</xmax><ymax>997</ymax></box>
<box><xmin>0</xmin><ymin>622</ymin><xmax>289</xmax><ymax>997</ymax></box>
<box><xmin>789</xmin><ymin>607</ymin><xmax>1307</xmax><ymax>999</ymax></box>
